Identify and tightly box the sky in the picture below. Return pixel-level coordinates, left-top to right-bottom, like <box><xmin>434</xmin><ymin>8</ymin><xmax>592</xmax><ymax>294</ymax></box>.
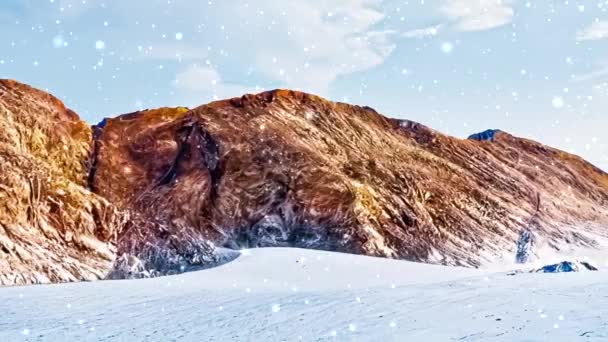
<box><xmin>1</xmin><ymin>0</ymin><xmax>607</xmax><ymax>170</ymax></box>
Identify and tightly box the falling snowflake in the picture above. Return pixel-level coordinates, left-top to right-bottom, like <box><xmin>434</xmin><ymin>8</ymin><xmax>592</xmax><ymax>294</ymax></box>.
<box><xmin>441</xmin><ymin>42</ymin><xmax>453</xmax><ymax>53</ymax></box>
<box><xmin>552</xmin><ymin>96</ymin><xmax>564</xmax><ymax>108</ymax></box>
<box><xmin>52</xmin><ymin>35</ymin><xmax>65</xmax><ymax>48</ymax></box>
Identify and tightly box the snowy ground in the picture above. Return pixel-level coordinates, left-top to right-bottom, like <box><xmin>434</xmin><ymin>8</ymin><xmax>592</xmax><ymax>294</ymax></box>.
<box><xmin>1</xmin><ymin>248</ymin><xmax>607</xmax><ymax>341</ymax></box>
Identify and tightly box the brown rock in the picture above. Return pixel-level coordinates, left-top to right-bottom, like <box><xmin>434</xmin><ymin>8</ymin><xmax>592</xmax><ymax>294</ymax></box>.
<box><xmin>93</xmin><ymin>89</ymin><xmax>608</xmax><ymax>273</ymax></box>
<box><xmin>0</xmin><ymin>80</ymin><xmax>126</xmax><ymax>285</ymax></box>
<box><xmin>2</xmin><ymin>80</ymin><xmax>608</xmax><ymax>284</ymax></box>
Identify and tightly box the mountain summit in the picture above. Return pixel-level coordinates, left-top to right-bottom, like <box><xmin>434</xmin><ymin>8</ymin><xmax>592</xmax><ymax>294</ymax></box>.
<box><xmin>1</xmin><ymin>81</ymin><xmax>608</xmax><ymax>285</ymax></box>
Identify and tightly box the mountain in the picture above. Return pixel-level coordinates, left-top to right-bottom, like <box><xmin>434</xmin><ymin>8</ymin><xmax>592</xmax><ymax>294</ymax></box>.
<box><xmin>0</xmin><ymin>80</ymin><xmax>126</xmax><ymax>285</ymax></box>
<box><xmin>1</xmin><ymin>80</ymin><xmax>608</xmax><ymax>284</ymax></box>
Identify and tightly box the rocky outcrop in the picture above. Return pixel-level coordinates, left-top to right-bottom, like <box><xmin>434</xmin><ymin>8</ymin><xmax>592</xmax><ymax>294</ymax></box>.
<box><xmin>468</xmin><ymin>129</ymin><xmax>502</xmax><ymax>142</ymax></box>
<box><xmin>0</xmin><ymin>80</ymin><xmax>126</xmax><ymax>285</ymax></box>
<box><xmin>2</xmin><ymin>81</ymin><xmax>608</xmax><ymax>284</ymax></box>
<box><xmin>535</xmin><ymin>260</ymin><xmax>599</xmax><ymax>273</ymax></box>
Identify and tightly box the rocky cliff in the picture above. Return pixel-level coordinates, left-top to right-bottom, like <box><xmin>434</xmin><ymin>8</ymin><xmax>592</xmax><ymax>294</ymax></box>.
<box><xmin>2</xmin><ymin>81</ymin><xmax>608</xmax><ymax>284</ymax></box>
<box><xmin>0</xmin><ymin>80</ymin><xmax>126</xmax><ymax>285</ymax></box>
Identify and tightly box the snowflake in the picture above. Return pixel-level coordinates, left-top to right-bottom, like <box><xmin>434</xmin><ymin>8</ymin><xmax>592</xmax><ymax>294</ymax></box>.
<box><xmin>52</xmin><ymin>35</ymin><xmax>65</xmax><ymax>48</ymax></box>
<box><xmin>441</xmin><ymin>42</ymin><xmax>453</xmax><ymax>54</ymax></box>
<box><xmin>552</xmin><ymin>96</ymin><xmax>564</xmax><ymax>108</ymax></box>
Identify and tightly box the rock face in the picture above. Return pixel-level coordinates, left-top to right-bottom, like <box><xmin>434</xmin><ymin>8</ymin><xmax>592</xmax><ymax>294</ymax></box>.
<box><xmin>535</xmin><ymin>260</ymin><xmax>599</xmax><ymax>273</ymax></box>
<box><xmin>0</xmin><ymin>80</ymin><xmax>126</xmax><ymax>285</ymax></box>
<box><xmin>90</xmin><ymin>108</ymin><xmax>218</xmax><ymax>278</ymax></box>
<box><xmin>2</xmin><ymin>81</ymin><xmax>608</xmax><ymax>284</ymax></box>
<box><xmin>468</xmin><ymin>129</ymin><xmax>501</xmax><ymax>142</ymax></box>
<box><xmin>92</xmin><ymin>89</ymin><xmax>608</xmax><ymax>271</ymax></box>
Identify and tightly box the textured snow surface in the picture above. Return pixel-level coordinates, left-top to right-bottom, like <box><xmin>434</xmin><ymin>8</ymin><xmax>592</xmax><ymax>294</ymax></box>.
<box><xmin>1</xmin><ymin>248</ymin><xmax>607</xmax><ymax>341</ymax></box>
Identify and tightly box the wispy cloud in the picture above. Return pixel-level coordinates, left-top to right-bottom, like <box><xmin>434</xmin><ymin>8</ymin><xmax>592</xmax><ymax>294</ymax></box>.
<box><xmin>402</xmin><ymin>24</ymin><xmax>443</xmax><ymax>38</ymax></box>
<box><xmin>401</xmin><ymin>1</ymin><xmax>513</xmax><ymax>39</ymax></box>
<box><xmin>440</xmin><ymin>0</ymin><xmax>514</xmax><ymax>32</ymax></box>
<box><xmin>51</xmin><ymin>0</ymin><xmax>395</xmax><ymax>96</ymax></box>
<box><xmin>234</xmin><ymin>0</ymin><xmax>395</xmax><ymax>93</ymax></box>
<box><xmin>577</xmin><ymin>21</ymin><xmax>608</xmax><ymax>41</ymax></box>
<box><xmin>573</xmin><ymin>63</ymin><xmax>608</xmax><ymax>83</ymax></box>
<box><xmin>173</xmin><ymin>64</ymin><xmax>253</xmax><ymax>99</ymax></box>
<box><xmin>173</xmin><ymin>65</ymin><xmax>220</xmax><ymax>92</ymax></box>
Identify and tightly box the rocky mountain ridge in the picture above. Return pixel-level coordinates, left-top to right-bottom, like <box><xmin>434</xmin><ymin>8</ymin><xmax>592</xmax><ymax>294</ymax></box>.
<box><xmin>1</xmin><ymin>80</ymin><xmax>608</xmax><ymax>285</ymax></box>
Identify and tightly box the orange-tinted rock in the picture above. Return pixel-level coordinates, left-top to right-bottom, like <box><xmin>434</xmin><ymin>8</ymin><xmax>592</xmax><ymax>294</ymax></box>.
<box><xmin>2</xmin><ymin>80</ymin><xmax>608</xmax><ymax>283</ymax></box>
<box><xmin>0</xmin><ymin>80</ymin><xmax>126</xmax><ymax>285</ymax></box>
<box><xmin>94</xmin><ymin>89</ymin><xmax>608</xmax><ymax>272</ymax></box>
<box><xmin>92</xmin><ymin>108</ymin><xmax>218</xmax><ymax>277</ymax></box>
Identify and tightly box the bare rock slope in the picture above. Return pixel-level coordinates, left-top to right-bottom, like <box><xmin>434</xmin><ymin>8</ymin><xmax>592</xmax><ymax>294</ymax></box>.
<box><xmin>0</xmin><ymin>80</ymin><xmax>125</xmax><ymax>285</ymax></box>
<box><xmin>2</xmin><ymin>81</ymin><xmax>608</xmax><ymax>284</ymax></box>
<box><xmin>93</xmin><ymin>90</ymin><xmax>608</xmax><ymax>272</ymax></box>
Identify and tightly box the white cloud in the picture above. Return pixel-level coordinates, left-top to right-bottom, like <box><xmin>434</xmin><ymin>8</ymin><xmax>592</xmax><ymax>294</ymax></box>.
<box><xmin>174</xmin><ymin>65</ymin><xmax>220</xmax><ymax>92</ymax></box>
<box><xmin>440</xmin><ymin>0</ymin><xmax>514</xmax><ymax>32</ymax></box>
<box><xmin>402</xmin><ymin>24</ymin><xmax>444</xmax><ymax>38</ymax></box>
<box><xmin>54</xmin><ymin>0</ymin><xmax>395</xmax><ymax>96</ymax></box>
<box><xmin>173</xmin><ymin>64</ymin><xmax>253</xmax><ymax>102</ymax></box>
<box><xmin>233</xmin><ymin>0</ymin><xmax>395</xmax><ymax>93</ymax></box>
<box><xmin>577</xmin><ymin>21</ymin><xmax>608</xmax><ymax>41</ymax></box>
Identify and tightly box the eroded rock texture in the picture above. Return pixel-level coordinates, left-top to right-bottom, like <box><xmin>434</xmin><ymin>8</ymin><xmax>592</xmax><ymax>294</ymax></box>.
<box><xmin>0</xmin><ymin>80</ymin><xmax>126</xmax><ymax>285</ymax></box>
<box><xmin>93</xmin><ymin>90</ymin><xmax>608</xmax><ymax>270</ymax></box>
<box><xmin>91</xmin><ymin>108</ymin><xmax>218</xmax><ymax>278</ymax></box>
<box><xmin>2</xmin><ymin>80</ymin><xmax>608</xmax><ymax>284</ymax></box>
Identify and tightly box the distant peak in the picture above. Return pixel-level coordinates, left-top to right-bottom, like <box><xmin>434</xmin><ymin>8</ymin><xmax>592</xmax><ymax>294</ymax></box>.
<box><xmin>468</xmin><ymin>129</ymin><xmax>503</xmax><ymax>142</ymax></box>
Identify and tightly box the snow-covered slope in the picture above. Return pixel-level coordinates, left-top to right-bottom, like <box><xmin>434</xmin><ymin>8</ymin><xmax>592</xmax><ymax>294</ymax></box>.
<box><xmin>1</xmin><ymin>248</ymin><xmax>607</xmax><ymax>341</ymax></box>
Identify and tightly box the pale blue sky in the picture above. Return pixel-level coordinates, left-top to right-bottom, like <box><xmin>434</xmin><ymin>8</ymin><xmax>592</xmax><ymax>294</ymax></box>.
<box><xmin>1</xmin><ymin>0</ymin><xmax>607</xmax><ymax>169</ymax></box>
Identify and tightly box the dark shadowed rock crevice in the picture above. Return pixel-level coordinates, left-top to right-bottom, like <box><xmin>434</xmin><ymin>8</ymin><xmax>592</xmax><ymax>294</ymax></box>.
<box><xmin>86</xmin><ymin>119</ymin><xmax>107</xmax><ymax>192</ymax></box>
